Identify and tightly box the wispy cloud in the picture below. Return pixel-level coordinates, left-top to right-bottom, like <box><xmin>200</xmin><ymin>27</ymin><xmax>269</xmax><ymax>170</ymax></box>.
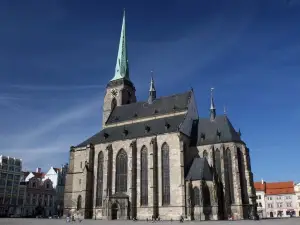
<box><xmin>2</xmin><ymin>93</ymin><xmax>103</xmax><ymax>170</ymax></box>
<box><xmin>8</xmin><ymin>84</ymin><xmax>105</xmax><ymax>91</ymax></box>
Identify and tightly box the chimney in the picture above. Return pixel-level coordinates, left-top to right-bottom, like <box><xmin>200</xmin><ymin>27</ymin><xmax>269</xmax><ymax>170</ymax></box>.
<box><xmin>36</xmin><ymin>167</ymin><xmax>41</xmax><ymax>173</ymax></box>
<box><xmin>261</xmin><ymin>179</ymin><xmax>264</xmax><ymax>184</ymax></box>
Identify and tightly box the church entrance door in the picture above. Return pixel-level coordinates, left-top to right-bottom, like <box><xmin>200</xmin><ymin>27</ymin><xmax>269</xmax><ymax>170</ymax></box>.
<box><xmin>111</xmin><ymin>203</ymin><xmax>118</xmax><ymax>220</ymax></box>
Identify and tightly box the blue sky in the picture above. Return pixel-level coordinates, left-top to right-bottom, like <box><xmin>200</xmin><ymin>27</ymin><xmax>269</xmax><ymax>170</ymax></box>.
<box><xmin>0</xmin><ymin>0</ymin><xmax>299</xmax><ymax>182</ymax></box>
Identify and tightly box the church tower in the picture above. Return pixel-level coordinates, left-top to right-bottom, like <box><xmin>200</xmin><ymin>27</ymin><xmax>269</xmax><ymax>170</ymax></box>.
<box><xmin>102</xmin><ymin>10</ymin><xmax>137</xmax><ymax>127</ymax></box>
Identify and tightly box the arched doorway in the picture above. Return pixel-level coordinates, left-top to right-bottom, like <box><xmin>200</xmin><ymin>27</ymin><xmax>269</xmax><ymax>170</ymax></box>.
<box><xmin>111</xmin><ymin>203</ymin><xmax>118</xmax><ymax>220</ymax></box>
<box><xmin>270</xmin><ymin>212</ymin><xmax>273</xmax><ymax>218</ymax></box>
<box><xmin>298</xmin><ymin>211</ymin><xmax>300</xmax><ymax>217</ymax></box>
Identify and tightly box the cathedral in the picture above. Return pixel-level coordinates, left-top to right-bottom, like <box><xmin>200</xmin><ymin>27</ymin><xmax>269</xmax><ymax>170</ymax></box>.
<box><xmin>64</xmin><ymin>11</ymin><xmax>257</xmax><ymax>221</ymax></box>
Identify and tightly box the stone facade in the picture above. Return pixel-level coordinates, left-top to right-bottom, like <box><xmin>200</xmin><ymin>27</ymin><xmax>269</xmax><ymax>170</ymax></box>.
<box><xmin>63</xmin><ymin>11</ymin><xmax>256</xmax><ymax>221</ymax></box>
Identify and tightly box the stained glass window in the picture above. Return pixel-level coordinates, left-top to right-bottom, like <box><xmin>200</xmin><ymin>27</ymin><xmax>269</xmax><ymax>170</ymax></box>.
<box><xmin>96</xmin><ymin>152</ymin><xmax>104</xmax><ymax>206</ymax></box>
<box><xmin>116</xmin><ymin>149</ymin><xmax>127</xmax><ymax>193</ymax></box>
<box><xmin>140</xmin><ymin>146</ymin><xmax>148</xmax><ymax>205</ymax></box>
<box><xmin>162</xmin><ymin>143</ymin><xmax>170</xmax><ymax>205</ymax></box>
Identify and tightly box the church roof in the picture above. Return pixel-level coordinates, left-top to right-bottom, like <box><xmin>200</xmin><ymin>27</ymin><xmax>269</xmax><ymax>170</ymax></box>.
<box><xmin>185</xmin><ymin>158</ymin><xmax>213</xmax><ymax>181</ymax></box>
<box><xmin>105</xmin><ymin>91</ymin><xmax>191</xmax><ymax>125</ymax></box>
<box><xmin>76</xmin><ymin>114</ymin><xmax>185</xmax><ymax>147</ymax></box>
<box><xmin>196</xmin><ymin>115</ymin><xmax>242</xmax><ymax>146</ymax></box>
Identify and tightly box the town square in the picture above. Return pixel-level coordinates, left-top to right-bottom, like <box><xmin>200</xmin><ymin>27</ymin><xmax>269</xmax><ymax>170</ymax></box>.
<box><xmin>1</xmin><ymin>0</ymin><xmax>300</xmax><ymax>223</ymax></box>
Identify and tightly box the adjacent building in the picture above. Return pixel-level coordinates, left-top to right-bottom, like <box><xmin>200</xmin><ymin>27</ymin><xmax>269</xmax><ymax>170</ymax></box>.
<box><xmin>0</xmin><ymin>155</ymin><xmax>22</xmax><ymax>217</ymax></box>
<box><xmin>43</xmin><ymin>164</ymin><xmax>68</xmax><ymax>216</ymax></box>
<box><xmin>294</xmin><ymin>183</ymin><xmax>300</xmax><ymax>217</ymax></box>
<box><xmin>254</xmin><ymin>180</ymin><xmax>296</xmax><ymax>218</ymax></box>
<box><xmin>64</xmin><ymin>11</ymin><xmax>257</xmax><ymax>221</ymax></box>
<box><xmin>20</xmin><ymin>168</ymin><xmax>56</xmax><ymax>217</ymax></box>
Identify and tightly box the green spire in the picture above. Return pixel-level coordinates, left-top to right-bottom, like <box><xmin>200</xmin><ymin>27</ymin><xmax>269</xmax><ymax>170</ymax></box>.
<box><xmin>111</xmin><ymin>9</ymin><xmax>130</xmax><ymax>81</ymax></box>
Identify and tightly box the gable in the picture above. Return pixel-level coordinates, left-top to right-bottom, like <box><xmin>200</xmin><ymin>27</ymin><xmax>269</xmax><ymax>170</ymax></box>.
<box><xmin>185</xmin><ymin>157</ymin><xmax>213</xmax><ymax>181</ymax></box>
<box><xmin>196</xmin><ymin>115</ymin><xmax>242</xmax><ymax>146</ymax></box>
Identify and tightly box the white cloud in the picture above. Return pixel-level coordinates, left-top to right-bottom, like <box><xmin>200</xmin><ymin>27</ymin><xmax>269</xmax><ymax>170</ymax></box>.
<box><xmin>2</xmin><ymin>93</ymin><xmax>103</xmax><ymax>171</ymax></box>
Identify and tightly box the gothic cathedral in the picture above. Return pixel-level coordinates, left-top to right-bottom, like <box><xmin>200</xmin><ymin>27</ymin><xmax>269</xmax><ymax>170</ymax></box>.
<box><xmin>64</xmin><ymin>11</ymin><xmax>257</xmax><ymax>221</ymax></box>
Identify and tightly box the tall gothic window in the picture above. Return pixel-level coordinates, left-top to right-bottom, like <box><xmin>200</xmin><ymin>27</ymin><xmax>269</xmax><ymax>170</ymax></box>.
<box><xmin>161</xmin><ymin>143</ymin><xmax>170</xmax><ymax>205</ymax></box>
<box><xmin>140</xmin><ymin>146</ymin><xmax>148</xmax><ymax>205</ymax></box>
<box><xmin>116</xmin><ymin>149</ymin><xmax>127</xmax><ymax>193</ymax></box>
<box><xmin>203</xmin><ymin>150</ymin><xmax>208</xmax><ymax>158</ymax></box>
<box><xmin>77</xmin><ymin>195</ymin><xmax>82</xmax><ymax>210</ymax></box>
<box><xmin>193</xmin><ymin>187</ymin><xmax>200</xmax><ymax>206</ymax></box>
<box><xmin>226</xmin><ymin>148</ymin><xmax>235</xmax><ymax>204</ymax></box>
<box><xmin>237</xmin><ymin>148</ymin><xmax>246</xmax><ymax>204</ymax></box>
<box><xmin>96</xmin><ymin>152</ymin><xmax>104</xmax><ymax>206</ymax></box>
<box><xmin>215</xmin><ymin>149</ymin><xmax>221</xmax><ymax>180</ymax></box>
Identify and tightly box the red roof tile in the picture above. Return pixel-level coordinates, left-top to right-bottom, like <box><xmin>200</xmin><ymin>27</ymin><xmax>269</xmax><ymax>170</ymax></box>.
<box><xmin>254</xmin><ymin>181</ymin><xmax>294</xmax><ymax>195</ymax></box>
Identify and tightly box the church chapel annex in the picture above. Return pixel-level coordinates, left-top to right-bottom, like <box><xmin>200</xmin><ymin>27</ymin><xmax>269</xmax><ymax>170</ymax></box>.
<box><xmin>64</xmin><ymin>11</ymin><xmax>257</xmax><ymax>221</ymax></box>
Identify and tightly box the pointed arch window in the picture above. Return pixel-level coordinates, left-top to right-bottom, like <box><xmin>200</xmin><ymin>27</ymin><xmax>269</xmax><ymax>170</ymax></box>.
<box><xmin>226</xmin><ymin>148</ymin><xmax>235</xmax><ymax>204</ymax></box>
<box><xmin>96</xmin><ymin>152</ymin><xmax>104</xmax><ymax>206</ymax></box>
<box><xmin>193</xmin><ymin>187</ymin><xmax>200</xmax><ymax>206</ymax></box>
<box><xmin>215</xmin><ymin>149</ymin><xmax>221</xmax><ymax>180</ymax></box>
<box><xmin>162</xmin><ymin>143</ymin><xmax>170</xmax><ymax>205</ymax></box>
<box><xmin>140</xmin><ymin>146</ymin><xmax>148</xmax><ymax>205</ymax></box>
<box><xmin>116</xmin><ymin>149</ymin><xmax>128</xmax><ymax>193</ymax></box>
<box><xmin>203</xmin><ymin>150</ymin><xmax>208</xmax><ymax>158</ymax></box>
<box><xmin>77</xmin><ymin>195</ymin><xmax>82</xmax><ymax>210</ymax></box>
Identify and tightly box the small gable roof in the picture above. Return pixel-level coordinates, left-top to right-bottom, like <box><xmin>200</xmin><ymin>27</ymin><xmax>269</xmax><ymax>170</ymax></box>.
<box><xmin>196</xmin><ymin>115</ymin><xmax>242</xmax><ymax>146</ymax></box>
<box><xmin>185</xmin><ymin>158</ymin><xmax>213</xmax><ymax>181</ymax></box>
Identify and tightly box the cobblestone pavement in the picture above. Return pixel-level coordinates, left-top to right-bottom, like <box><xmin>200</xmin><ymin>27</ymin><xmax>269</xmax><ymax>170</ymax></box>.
<box><xmin>0</xmin><ymin>218</ymin><xmax>300</xmax><ymax>225</ymax></box>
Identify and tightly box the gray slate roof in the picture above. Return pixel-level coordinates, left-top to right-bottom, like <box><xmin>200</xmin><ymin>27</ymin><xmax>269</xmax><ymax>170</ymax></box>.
<box><xmin>106</xmin><ymin>91</ymin><xmax>191</xmax><ymax>125</ymax></box>
<box><xmin>196</xmin><ymin>115</ymin><xmax>242</xmax><ymax>146</ymax></box>
<box><xmin>185</xmin><ymin>158</ymin><xmax>213</xmax><ymax>181</ymax></box>
<box><xmin>76</xmin><ymin>114</ymin><xmax>185</xmax><ymax>147</ymax></box>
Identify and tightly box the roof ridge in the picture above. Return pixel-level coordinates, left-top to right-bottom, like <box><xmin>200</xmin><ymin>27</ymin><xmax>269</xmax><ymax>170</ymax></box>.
<box><xmin>113</xmin><ymin>90</ymin><xmax>192</xmax><ymax>110</ymax></box>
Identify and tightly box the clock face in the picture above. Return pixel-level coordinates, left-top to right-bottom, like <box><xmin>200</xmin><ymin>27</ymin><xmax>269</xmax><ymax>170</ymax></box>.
<box><xmin>111</xmin><ymin>89</ymin><xmax>118</xmax><ymax>97</ymax></box>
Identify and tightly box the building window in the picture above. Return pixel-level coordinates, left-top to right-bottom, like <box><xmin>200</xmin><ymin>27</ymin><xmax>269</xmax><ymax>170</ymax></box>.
<box><xmin>193</xmin><ymin>187</ymin><xmax>200</xmax><ymax>206</ymax></box>
<box><xmin>277</xmin><ymin>202</ymin><xmax>282</xmax><ymax>208</ymax></box>
<box><xmin>298</xmin><ymin>195</ymin><xmax>300</xmax><ymax>200</ymax></box>
<box><xmin>80</xmin><ymin>162</ymin><xmax>83</xmax><ymax>168</ymax></box>
<box><xmin>258</xmin><ymin>202</ymin><xmax>262</xmax><ymax>207</ymax></box>
<box><xmin>286</xmin><ymin>202</ymin><xmax>292</xmax><ymax>207</ymax></box>
<box><xmin>257</xmin><ymin>195</ymin><xmax>261</xmax><ymax>200</ymax></box>
<box><xmin>77</xmin><ymin>195</ymin><xmax>82</xmax><ymax>210</ymax></box>
<box><xmin>79</xmin><ymin>179</ymin><xmax>81</xmax><ymax>185</ymax></box>
<box><xmin>96</xmin><ymin>151</ymin><xmax>104</xmax><ymax>206</ymax></box>
<box><xmin>267</xmin><ymin>196</ymin><xmax>272</xmax><ymax>200</ymax></box>
<box><xmin>140</xmin><ymin>146</ymin><xmax>148</xmax><ymax>206</ymax></box>
<box><xmin>161</xmin><ymin>142</ymin><xmax>170</xmax><ymax>205</ymax></box>
<box><xmin>286</xmin><ymin>196</ymin><xmax>291</xmax><ymax>200</ymax></box>
<box><xmin>226</xmin><ymin>148</ymin><xmax>234</xmax><ymax>204</ymax></box>
<box><xmin>214</xmin><ymin>149</ymin><xmax>221</xmax><ymax>180</ymax></box>
<box><xmin>115</xmin><ymin>149</ymin><xmax>127</xmax><ymax>193</ymax></box>
<box><xmin>267</xmin><ymin>203</ymin><xmax>273</xmax><ymax>208</ymax></box>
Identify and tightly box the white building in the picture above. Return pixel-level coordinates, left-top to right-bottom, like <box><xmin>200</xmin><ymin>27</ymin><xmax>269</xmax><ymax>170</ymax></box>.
<box><xmin>255</xmin><ymin>180</ymin><xmax>266</xmax><ymax>218</ymax></box>
<box><xmin>43</xmin><ymin>164</ymin><xmax>68</xmax><ymax>216</ymax></box>
<box><xmin>294</xmin><ymin>183</ymin><xmax>300</xmax><ymax>217</ymax></box>
<box><xmin>255</xmin><ymin>180</ymin><xmax>296</xmax><ymax>218</ymax></box>
<box><xmin>0</xmin><ymin>155</ymin><xmax>22</xmax><ymax>216</ymax></box>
